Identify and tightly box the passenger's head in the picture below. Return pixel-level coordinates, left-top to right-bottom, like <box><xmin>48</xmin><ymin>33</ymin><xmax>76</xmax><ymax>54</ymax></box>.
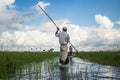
<box><xmin>62</xmin><ymin>27</ymin><xmax>67</xmax><ymax>32</ymax></box>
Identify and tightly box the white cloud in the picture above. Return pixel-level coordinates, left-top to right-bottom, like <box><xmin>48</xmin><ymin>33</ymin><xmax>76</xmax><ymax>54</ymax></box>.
<box><xmin>0</xmin><ymin>0</ymin><xmax>15</xmax><ymax>10</ymax></box>
<box><xmin>0</xmin><ymin>19</ymin><xmax>66</xmax><ymax>51</ymax></box>
<box><xmin>12</xmin><ymin>30</ymin><xmax>56</xmax><ymax>47</ymax></box>
<box><xmin>0</xmin><ymin>0</ymin><xmax>42</xmax><ymax>31</ymax></box>
<box><xmin>115</xmin><ymin>20</ymin><xmax>120</xmax><ymax>25</ymax></box>
<box><xmin>0</xmin><ymin>31</ymin><xmax>13</xmax><ymax>46</ymax></box>
<box><xmin>0</xmin><ymin>0</ymin><xmax>15</xmax><ymax>6</ymax></box>
<box><xmin>0</xmin><ymin>0</ymin><xmax>22</xmax><ymax>31</ymax></box>
<box><xmin>0</xmin><ymin>18</ymin><xmax>120</xmax><ymax>51</ymax></box>
<box><xmin>95</xmin><ymin>14</ymin><xmax>114</xmax><ymax>29</ymax></box>
<box><xmin>37</xmin><ymin>1</ymin><xmax>50</xmax><ymax>10</ymax></box>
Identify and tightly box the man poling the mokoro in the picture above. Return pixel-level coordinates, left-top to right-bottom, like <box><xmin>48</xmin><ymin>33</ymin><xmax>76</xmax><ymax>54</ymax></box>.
<box><xmin>55</xmin><ymin>26</ymin><xmax>70</xmax><ymax>65</ymax></box>
<box><xmin>38</xmin><ymin>5</ymin><xmax>78</xmax><ymax>65</ymax></box>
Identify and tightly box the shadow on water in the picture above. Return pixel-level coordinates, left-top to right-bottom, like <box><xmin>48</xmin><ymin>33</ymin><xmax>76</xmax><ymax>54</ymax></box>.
<box><xmin>10</xmin><ymin>57</ymin><xmax>120</xmax><ymax>80</ymax></box>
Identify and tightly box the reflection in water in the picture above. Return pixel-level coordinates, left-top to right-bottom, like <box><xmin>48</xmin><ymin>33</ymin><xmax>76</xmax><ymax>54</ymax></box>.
<box><xmin>10</xmin><ymin>57</ymin><xmax>120</xmax><ymax>80</ymax></box>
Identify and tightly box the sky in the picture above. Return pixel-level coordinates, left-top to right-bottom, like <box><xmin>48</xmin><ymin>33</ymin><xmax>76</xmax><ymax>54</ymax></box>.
<box><xmin>0</xmin><ymin>0</ymin><xmax>120</xmax><ymax>51</ymax></box>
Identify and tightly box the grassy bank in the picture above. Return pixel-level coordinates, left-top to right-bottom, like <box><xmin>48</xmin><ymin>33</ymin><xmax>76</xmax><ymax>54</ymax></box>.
<box><xmin>0</xmin><ymin>52</ymin><xmax>59</xmax><ymax>79</ymax></box>
<box><xmin>76</xmin><ymin>51</ymin><xmax>120</xmax><ymax>67</ymax></box>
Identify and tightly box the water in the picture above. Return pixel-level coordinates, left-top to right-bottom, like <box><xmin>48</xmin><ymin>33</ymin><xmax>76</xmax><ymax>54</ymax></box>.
<box><xmin>10</xmin><ymin>57</ymin><xmax>120</xmax><ymax>80</ymax></box>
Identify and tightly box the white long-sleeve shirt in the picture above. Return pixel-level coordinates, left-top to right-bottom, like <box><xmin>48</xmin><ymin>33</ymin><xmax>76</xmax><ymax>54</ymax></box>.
<box><xmin>55</xmin><ymin>31</ymin><xmax>70</xmax><ymax>45</ymax></box>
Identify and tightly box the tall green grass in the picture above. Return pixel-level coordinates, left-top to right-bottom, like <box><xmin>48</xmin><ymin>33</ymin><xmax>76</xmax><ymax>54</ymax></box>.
<box><xmin>0</xmin><ymin>51</ymin><xmax>59</xmax><ymax>79</ymax></box>
<box><xmin>76</xmin><ymin>51</ymin><xmax>120</xmax><ymax>67</ymax></box>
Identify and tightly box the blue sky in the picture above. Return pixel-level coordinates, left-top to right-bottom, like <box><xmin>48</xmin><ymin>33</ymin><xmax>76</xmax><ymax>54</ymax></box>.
<box><xmin>0</xmin><ymin>0</ymin><xmax>120</xmax><ymax>51</ymax></box>
<box><xmin>14</xmin><ymin>0</ymin><xmax>120</xmax><ymax>27</ymax></box>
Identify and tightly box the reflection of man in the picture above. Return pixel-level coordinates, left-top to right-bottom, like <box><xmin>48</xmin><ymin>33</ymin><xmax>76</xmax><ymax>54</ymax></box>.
<box><xmin>55</xmin><ymin>27</ymin><xmax>70</xmax><ymax>65</ymax></box>
<box><xmin>69</xmin><ymin>46</ymin><xmax>73</xmax><ymax>56</ymax></box>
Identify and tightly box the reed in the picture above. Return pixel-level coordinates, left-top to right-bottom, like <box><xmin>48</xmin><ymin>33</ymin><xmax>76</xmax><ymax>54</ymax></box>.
<box><xmin>0</xmin><ymin>51</ymin><xmax>59</xmax><ymax>79</ymax></box>
<box><xmin>76</xmin><ymin>51</ymin><xmax>120</xmax><ymax>67</ymax></box>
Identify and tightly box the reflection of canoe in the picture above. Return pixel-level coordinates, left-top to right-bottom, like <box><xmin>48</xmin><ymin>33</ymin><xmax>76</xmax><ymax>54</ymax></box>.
<box><xmin>58</xmin><ymin>63</ymin><xmax>68</xmax><ymax>67</ymax></box>
<box><xmin>55</xmin><ymin>60</ymin><xmax>68</xmax><ymax>69</ymax></box>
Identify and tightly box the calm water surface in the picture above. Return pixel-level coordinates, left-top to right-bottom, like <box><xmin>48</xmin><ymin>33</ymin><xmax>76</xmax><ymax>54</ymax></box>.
<box><xmin>10</xmin><ymin>57</ymin><xmax>120</xmax><ymax>80</ymax></box>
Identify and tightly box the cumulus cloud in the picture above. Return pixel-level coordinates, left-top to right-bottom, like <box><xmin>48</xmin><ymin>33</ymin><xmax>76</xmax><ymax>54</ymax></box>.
<box><xmin>0</xmin><ymin>19</ymin><xmax>70</xmax><ymax>51</ymax></box>
<box><xmin>12</xmin><ymin>30</ymin><xmax>56</xmax><ymax>47</ymax></box>
<box><xmin>0</xmin><ymin>0</ymin><xmax>15</xmax><ymax>8</ymax></box>
<box><xmin>115</xmin><ymin>20</ymin><xmax>120</xmax><ymax>25</ymax></box>
<box><xmin>95</xmin><ymin>14</ymin><xmax>114</xmax><ymax>29</ymax></box>
<box><xmin>0</xmin><ymin>0</ymin><xmax>50</xmax><ymax>31</ymax></box>
<box><xmin>37</xmin><ymin>1</ymin><xmax>50</xmax><ymax>10</ymax></box>
<box><xmin>0</xmin><ymin>31</ymin><xmax>13</xmax><ymax>46</ymax></box>
<box><xmin>0</xmin><ymin>17</ymin><xmax>120</xmax><ymax>51</ymax></box>
<box><xmin>0</xmin><ymin>0</ymin><xmax>23</xmax><ymax>31</ymax></box>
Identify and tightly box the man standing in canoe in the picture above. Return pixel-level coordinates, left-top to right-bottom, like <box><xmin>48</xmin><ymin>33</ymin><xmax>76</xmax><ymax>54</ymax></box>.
<box><xmin>55</xmin><ymin>26</ymin><xmax>70</xmax><ymax>65</ymax></box>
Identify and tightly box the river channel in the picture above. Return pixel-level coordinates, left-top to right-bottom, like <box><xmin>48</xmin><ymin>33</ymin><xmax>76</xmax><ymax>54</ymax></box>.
<box><xmin>10</xmin><ymin>57</ymin><xmax>120</xmax><ymax>80</ymax></box>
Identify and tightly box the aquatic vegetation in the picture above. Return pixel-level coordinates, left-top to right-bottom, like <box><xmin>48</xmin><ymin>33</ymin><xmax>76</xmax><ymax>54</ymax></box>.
<box><xmin>0</xmin><ymin>51</ymin><xmax>59</xmax><ymax>79</ymax></box>
<box><xmin>76</xmin><ymin>51</ymin><xmax>120</xmax><ymax>67</ymax></box>
<box><xmin>0</xmin><ymin>51</ymin><xmax>120</xmax><ymax>79</ymax></box>
<box><xmin>11</xmin><ymin>57</ymin><xmax>120</xmax><ymax>80</ymax></box>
